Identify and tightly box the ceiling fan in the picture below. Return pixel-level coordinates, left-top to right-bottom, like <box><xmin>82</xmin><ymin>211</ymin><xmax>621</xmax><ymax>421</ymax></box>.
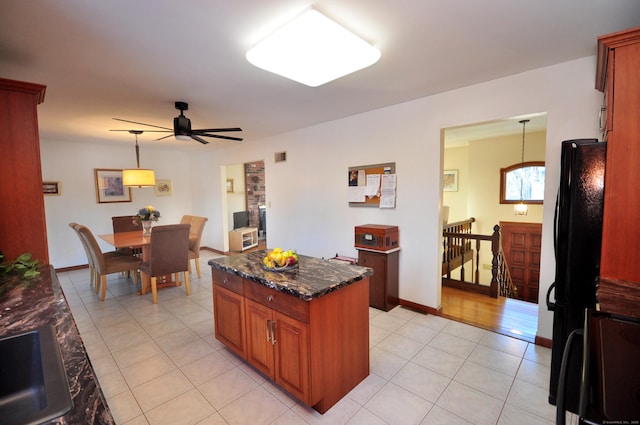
<box><xmin>111</xmin><ymin>101</ymin><xmax>242</xmax><ymax>144</ymax></box>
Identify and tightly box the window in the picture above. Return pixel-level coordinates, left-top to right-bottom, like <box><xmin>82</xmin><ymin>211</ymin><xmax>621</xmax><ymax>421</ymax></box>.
<box><xmin>500</xmin><ymin>161</ymin><xmax>545</xmax><ymax>204</ymax></box>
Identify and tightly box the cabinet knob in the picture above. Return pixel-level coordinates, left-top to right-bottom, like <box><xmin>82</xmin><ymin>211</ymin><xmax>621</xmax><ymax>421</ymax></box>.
<box><xmin>267</xmin><ymin>295</ymin><xmax>273</xmax><ymax>302</ymax></box>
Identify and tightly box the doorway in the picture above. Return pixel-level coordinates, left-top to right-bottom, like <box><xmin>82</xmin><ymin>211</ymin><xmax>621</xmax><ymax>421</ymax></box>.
<box><xmin>225</xmin><ymin>161</ymin><xmax>267</xmax><ymax>252</ymax></box>
<box><xmin>441</xmin><ymin>114</ymin><xmax>546</xmax><ymax>341</ymax></box>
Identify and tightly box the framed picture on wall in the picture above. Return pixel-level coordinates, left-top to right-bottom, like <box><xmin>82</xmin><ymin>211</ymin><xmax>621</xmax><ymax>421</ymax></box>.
<box><xmin>43</xmin><ymin>181</ymin><xmax>61</xmax><ymax>195</ymax></box>
<box><xmin>94</xmin><ymin>168</ymin><xmax>132</xmax><ymax>203</ymax></box>
<box><xmin>154</xmin><ymin>179</ymin><xmax>173</xmax><ymax>196</ymax></box>
<box><xmin>443</xmin><ymin>169</ymin><xmax>458</xmax><ymax>192</ymax></box>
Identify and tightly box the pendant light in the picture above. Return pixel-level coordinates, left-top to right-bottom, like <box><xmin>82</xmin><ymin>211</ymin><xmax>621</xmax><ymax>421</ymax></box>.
<box><xmin>514</xmin><ymin>119</ymin><xmax>529</xmax><ymax>215</ymax></box>
<box><xmin>122</xmin><ymin>130</ymin><xmax>156</xmax><ymax>187</ymax></box>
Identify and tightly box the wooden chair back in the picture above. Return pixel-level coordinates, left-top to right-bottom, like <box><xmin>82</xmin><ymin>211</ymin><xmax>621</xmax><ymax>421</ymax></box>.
<box><xmin>112</xmin><ymin>215</ymin><xmax>141</xmax><ymax>233</ymax></box>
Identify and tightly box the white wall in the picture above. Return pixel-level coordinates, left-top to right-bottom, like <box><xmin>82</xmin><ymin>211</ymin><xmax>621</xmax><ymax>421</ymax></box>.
<box><xmin>41</xmin><ymin>141</ymin><xmax>200</xmax><ymax>267</ymax></box>
<box><xmin>40</xmin><ymin>56</ymin><xmax>602</xmax><ymax>340</ymax></box>
<box><xmin>225</xmin><ymin>163</ymin><xmax>246</xmax><ymax>230</ymax></box>
<box><xmin>442</xmin><ymin>146</ymin><xmax>469</xmax><ymax>223</ymax></box>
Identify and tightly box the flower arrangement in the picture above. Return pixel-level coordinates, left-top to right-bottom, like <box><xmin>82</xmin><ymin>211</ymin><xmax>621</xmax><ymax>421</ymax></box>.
<box><xmin>136</xmin><ymin>205</ymin><xmax>161</xmax><ymax>222</ymax></box>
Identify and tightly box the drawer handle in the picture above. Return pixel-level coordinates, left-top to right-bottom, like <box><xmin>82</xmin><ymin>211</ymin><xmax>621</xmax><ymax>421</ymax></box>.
<box><xmin>267</xmin><ymin>295</ymin><xmax>273</xmax><ymax>302</ymax></box>
<box><xmin>223</xmin><ymin>278</ymin><xmax>228</xmax><ymax>285</ymax></box>
<box><xmin>266</xmin><ymin>320</ymin><xmax>271</xmax><ymax>343</ymax></box>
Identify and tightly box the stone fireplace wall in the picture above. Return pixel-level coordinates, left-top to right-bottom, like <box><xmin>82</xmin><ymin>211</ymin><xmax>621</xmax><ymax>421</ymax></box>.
<box><xmin>244</xmin><ymin>160</ymin><xmax>265</xmax><ymax>231</ymax></box>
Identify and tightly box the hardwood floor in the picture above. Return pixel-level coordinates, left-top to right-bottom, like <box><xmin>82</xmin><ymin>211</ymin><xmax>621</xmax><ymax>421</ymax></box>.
<box><xmin>440</xmin><ymin>285</ymin><xmax>538</xmax><ymax>343</ymax></box>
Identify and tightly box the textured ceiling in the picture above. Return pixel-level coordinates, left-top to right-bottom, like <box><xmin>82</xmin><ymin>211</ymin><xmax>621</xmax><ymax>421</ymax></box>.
<box><xmin>1</xmin><ymin>1</ymin><xmax>639</xmax><ymax>149</ymax></box>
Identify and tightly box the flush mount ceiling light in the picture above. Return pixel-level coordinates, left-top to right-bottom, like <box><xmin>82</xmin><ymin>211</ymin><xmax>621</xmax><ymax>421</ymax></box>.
<box><xmin>246</xmin><ymin>9</ymin><xmax>381</xmax><ymax>87</ymax></box>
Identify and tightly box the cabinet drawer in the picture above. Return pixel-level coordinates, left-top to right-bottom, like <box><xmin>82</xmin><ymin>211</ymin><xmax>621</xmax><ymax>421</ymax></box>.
<box><xmin>244</xmin><ymin>282</ymin><xmax>309</xmax><ymax>323</ymax></box>
<box><xmin>213</xmin><ymin>269</ymin><xmax>243</xmax><ymax>295</ymax></box>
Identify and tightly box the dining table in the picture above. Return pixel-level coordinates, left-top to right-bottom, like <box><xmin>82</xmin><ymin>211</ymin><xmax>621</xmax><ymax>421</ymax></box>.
<box><xmin>98</xmin><ymin>230</ymin><xmax>186</xmax><ymax>295</ymax></box>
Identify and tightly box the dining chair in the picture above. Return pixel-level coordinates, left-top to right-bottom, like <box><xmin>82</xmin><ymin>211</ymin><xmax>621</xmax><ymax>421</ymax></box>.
<box><xmin>112</xmin><ymin>215</ymin><xmax>141</xmax><ymax>232</ymax></box>
<box><xmin>112</xmin><ymin>215</ymin><xmax>142</xmax><ymax>257</ymax></box>
<box><xmin>139</xmin><ymin>224</ymin><xmax>191</xmax><ymax>304</ymax></box>
<box><xmin>74</xmin><ymin>223</ymin><xmax>142</xmax><ymax>301</ymax></box>
<box><xmin>181</xmin><ymin>215</ymin><xmax>208</xmax><ymax>278</ymax></box>
<box><xmin>69</xmin><ymin>222</ymin><xmax>97</xmax><ymax>291</ymax></box>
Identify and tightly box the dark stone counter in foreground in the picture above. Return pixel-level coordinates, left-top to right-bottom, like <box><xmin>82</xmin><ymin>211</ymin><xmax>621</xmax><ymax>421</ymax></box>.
<box><xmin>0</xmin><ymin>266</ymin><xmax>114</xmax><ymax>424</ymax></box>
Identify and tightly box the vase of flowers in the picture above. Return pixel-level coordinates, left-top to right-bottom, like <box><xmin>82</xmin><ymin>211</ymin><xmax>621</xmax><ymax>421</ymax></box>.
<box><xmin>136</xmin><ymin>205</ymin><xmax>160</xmax><ymax>235</ymax></box>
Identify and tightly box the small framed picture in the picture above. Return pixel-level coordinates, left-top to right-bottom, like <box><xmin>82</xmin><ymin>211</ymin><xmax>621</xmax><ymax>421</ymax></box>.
<box><xmin>226</xmin><ymin>178</ymin><xmax>234</xmax><ymax>193</ymax></box>
<box><xmin>443</xmin><ymin>169</ymin><xmax>459</xmax><ymax>192</ymax></box>
<box><xmin>154</xmin><ymin>179</ymin><xmax>173</xmax><ymax>197</ymax></box>
<box><xmin>94</xmin><ymin>169</ymin><xmax>132</xmax><ymax>203</ymax></box>
<box><xmin>43</xmin><ymin>181</ymin><xmax>61</xmax><ymax>195</ymax></box>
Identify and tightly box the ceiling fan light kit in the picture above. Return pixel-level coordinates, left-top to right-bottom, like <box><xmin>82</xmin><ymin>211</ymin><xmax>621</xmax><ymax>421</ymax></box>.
<box><xmin>246</xmin><ymin>9</ymin><xmax>381</xmax><ymax>87</ymax></box>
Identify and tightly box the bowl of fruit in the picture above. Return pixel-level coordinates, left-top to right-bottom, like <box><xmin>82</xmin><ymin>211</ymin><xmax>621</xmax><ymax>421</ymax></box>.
<box><xmin>262</xmin><ymin>248</ymin><xmax>299</xmax><ymax>271</ymax></box>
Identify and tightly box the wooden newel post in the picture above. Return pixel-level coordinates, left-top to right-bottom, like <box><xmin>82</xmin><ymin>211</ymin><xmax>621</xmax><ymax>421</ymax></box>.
<box><xmin>489</xmin><ymin>224</ymin><xmax>501</xmax><ymax>298</ymax></box>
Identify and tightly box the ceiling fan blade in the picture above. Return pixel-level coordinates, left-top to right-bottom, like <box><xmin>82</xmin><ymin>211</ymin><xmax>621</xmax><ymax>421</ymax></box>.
<box><xmin>155</xmin><ymin>134</ymin><xmax>175</xmax><ymax>141</ymax></box>
<box><xmin>109</xmin><ymin>129</ymin><xmax>170</xmax><ymax>132</ymax></box>
<box><xmin>112</xmin><ymin>118</ymin><xmax>172</xmax><ymax>131</ymax></box>
<box><xmin>190</xmin><ymin>135</ymin><xmax>210</xmax><ymax>145</ymax></box>
<box><xmin>200</xmin><ymin>133</ymin><xmax>244</xmax><ymax>141</ymax></box>
<box><xmin>192</xmin><ymin>127</ymin><xmax>242</xmax><ymax>133</ymax></box>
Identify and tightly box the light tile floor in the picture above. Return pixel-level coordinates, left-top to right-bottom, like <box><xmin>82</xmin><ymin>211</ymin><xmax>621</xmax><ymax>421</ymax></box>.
<box><xmin>57</xmin><ymin>251</ymin><xmax>575</xmax><ymax>425</ymax></box>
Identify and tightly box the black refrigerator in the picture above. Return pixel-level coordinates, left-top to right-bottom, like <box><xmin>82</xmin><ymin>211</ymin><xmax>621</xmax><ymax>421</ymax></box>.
<box><xmin>546</xmin><ymin>139</ymin><xmax>606</xmax><ymax>412</ymax></box>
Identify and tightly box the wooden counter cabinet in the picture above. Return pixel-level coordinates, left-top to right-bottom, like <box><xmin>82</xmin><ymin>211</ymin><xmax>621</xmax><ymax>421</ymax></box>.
<box><xmin>212</xmin><ymin>276</ymin><xmax>246</xmax><ymax>358</ymax></box>
<box><xmin>211</xmin><ymin>268</ymin><xmax>369</xmax><ymax>413</ymax></box>
<box><xmin>245</xmin><ymin>297</ymin><xmax>310</xmax><ymax>401</ymax></box>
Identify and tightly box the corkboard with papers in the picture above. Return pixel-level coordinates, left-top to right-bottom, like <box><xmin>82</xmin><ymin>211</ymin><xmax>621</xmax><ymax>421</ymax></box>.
<box><xmin>348</xmin><ymin>162</ymin><xmax>396</xmax><ymax>208</ymax></box>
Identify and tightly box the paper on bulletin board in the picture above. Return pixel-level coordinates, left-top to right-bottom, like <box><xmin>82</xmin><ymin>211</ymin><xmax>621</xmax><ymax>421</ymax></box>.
<box><xmin>379</xmin><ymin>174</ymin><xmax>396</xmax><ymax>208</ymax></box>
<box><xmin>348</xmin><ymin>186</ymin><xmax>366</xmax><ymax>202</ymax></box>
<box><xmin>365</xmin><ymin>174</ymin><xmax>381</xmax><ymax>197</ymax></box>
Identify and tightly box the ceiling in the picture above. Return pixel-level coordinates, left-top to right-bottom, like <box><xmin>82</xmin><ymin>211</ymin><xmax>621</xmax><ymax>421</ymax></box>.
<box><xmin>1</xmin><ymin>1</ymin><xmax>639</xmax><ymax>149</ymax></box>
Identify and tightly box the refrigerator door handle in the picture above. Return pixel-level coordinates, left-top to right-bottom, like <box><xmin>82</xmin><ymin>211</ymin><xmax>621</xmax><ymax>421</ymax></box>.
<box><xmin>546</xmin><ymin>282</ymin><xmax>557</xmax><ymax>311</ymax></box>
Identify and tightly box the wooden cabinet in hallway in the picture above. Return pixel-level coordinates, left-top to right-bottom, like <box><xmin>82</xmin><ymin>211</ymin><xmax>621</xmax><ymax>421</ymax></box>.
<box><xmin>500</xmin><ymin>222</ymin><xmax>542</xmax><ymax>303</ymax></box>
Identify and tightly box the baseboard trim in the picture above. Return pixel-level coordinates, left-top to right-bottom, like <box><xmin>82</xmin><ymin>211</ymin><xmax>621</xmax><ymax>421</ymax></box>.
<box><xmin>535</xmin><ymin>335</ymin><xmax>552</xmax><ymax>348</ymax></box>
<box><xmin>398</xmin><ymin>298</ymin><xmax>442</xmax><ymax>315</ymax></box>
<box><xmin>201</xmin><ymin>246</ymin><xmax>225</xmax><ymax>255</ymax></box>
<box><xmin>55</xmin><ymin>264</ymin><xmax>89</xmax><ymax>273</ymax></box>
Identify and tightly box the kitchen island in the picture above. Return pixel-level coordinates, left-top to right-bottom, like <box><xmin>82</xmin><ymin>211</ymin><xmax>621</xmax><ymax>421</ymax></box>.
<box><xmin>209</xmin><ymin>250</ymin><xmax>373</xmax><ymax>414</ymax></box>
<box><xmin>0</xmin><ymin>266</ymin><xmax>114</xmax><ymax>424</ymax></box>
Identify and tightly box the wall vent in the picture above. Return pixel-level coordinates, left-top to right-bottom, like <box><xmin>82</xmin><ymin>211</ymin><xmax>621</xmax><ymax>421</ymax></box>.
<box><xmin>274</xmin><ymin>151</ymin><xmax>287</xmax><ymax>163</ymax></box>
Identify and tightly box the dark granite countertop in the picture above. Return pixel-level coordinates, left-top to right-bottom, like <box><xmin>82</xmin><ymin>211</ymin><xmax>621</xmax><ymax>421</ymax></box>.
<box><xmin>0</xmin><ymin>266</ymin><xmax>115</xmax><ymax>424</ymax></box>
<box><xmin>208</xmin><ymin>250</ymin><xmax>373</xmax><ymax>301</ymax></box>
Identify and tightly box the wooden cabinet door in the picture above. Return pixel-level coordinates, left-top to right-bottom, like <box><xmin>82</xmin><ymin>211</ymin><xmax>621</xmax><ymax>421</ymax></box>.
<box><xmin>0</xmin><ymin>79</ymin><xmax>48</xmax><ymax>263</ymax></box>
<box><xmin>601</xmin><ymin>41</ymin><xmax>640</xmax><ymax>284</ymax></box>
<box><xmin>273</xmin><ymin>310</ymin><xmax>310</xmax><ymax>402</ymax></box>
<box><xmin>213</xmin><ymin>285</ymin><xmax>246</xmax><ymax>358</ymax></box>
<box><xmin>500</xmin><ymin>222</ymin><xmax>542</xmax><ymax>303</ymax></box>
<box><xmin>358</xmin><ymin>250</ymin><xmax>386</xmax><ymax>309</ymax></box>
<box><xmin>358</xmin><ymin>250</ymin><xmax>399</xmax><ymax>311</ymax></box>
<box><xmin>245</xmin><ymin>299</ymin><xmax>275</xmax><ymax>378</ymax></box>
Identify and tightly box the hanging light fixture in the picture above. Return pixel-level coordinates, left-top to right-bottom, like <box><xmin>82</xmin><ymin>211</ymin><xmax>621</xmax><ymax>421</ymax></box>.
<box><xmin>122</xmin><ymin>130</ymin><xmax>156</xmax><ymax>187</ymax></box>
<box><xmin>514</xmin><ymin>119</ymin><xmax>529</xmax><ymax>215</ymax></box>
